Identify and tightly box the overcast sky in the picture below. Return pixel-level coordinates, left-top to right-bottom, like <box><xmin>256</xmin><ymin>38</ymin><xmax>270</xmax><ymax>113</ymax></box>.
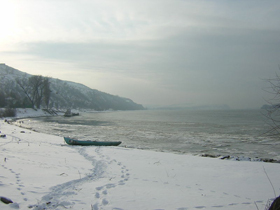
<box><xmin>1</xmin><ymin>0</ymin><xmax>280</xmax><ymax>109</ymax></box>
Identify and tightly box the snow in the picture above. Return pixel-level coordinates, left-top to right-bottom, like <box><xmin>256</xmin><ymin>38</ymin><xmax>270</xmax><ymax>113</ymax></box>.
<box><xmin>15</xmin><ymin>109</ymin><xmax>61</xmax><ymax>118</ymax></box>
<box><xmin>0</xmin><ymin>110</ymin><xmax>280</xmax><ymax>210</ymax></box>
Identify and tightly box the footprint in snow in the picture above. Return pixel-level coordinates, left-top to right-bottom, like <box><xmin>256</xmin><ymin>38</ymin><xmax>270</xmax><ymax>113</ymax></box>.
<box><xmin>95</xmin><ymin>192</ymin><xmax>100</xmax><ymax>198</ymax></box>
<box><xmin>118</xmin><ymin>180</ymin><xmax>125</xmax><ymax>185</ymax></box>
<box><xmin>106</xmin><ymin>183</ymin><xmax>115</xmax><ymax>189</ymax></box>
<box><xmin>91</xmin><ymin>203</ymin><xmax>99</xmax><ymax>210</ymax></box>
<box><xmin>102</xmin><ymin>198</ymin><xmax>109</xmax><ymax>205</ymax></box>
<box><xmin>242</xmin><ymin>202</ymin><xmax>251</xmax><ymax>205</ymax></box>
<box><xmin>228</xmin><ymin>203</ymin><xmax>238</xmax><ymax>206</ymax></box>
<box><xmin>96</xmin><ymin>186</ymin><xmax>103</xmax><ymax>191</ymax></box>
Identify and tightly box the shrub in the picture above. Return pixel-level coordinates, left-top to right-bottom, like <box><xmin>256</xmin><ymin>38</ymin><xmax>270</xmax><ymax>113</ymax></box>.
<box><xmin>0</xmin><ymin>108</ymin><xmax>16</xmax><ymax>117</ymax></box>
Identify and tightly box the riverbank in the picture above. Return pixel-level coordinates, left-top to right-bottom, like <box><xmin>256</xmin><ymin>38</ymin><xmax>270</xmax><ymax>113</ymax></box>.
<box><xmin>0</xmin><ymin>114</ymin><xmax>280</xmax><ymax>210</ymax></box>
<box><xmin>9</xmin><ymin>108</ymin><xmax>280</xmax><ymax>163</ymax></box>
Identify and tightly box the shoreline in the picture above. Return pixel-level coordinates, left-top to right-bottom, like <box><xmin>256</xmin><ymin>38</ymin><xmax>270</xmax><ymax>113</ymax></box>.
<box><xmin>0</xmin><ymin>118</ymin><xmax>280</xmax><ymax>209</ymax></box>
<box><xmin>11</xmin><ymin>117</ymin><xmax>280</xmax><ymax>164</ymax></box>
<box><xmin>5</xmin><ymin>107</ymin><xmax>280</xmax><ymax>164</ymax></box>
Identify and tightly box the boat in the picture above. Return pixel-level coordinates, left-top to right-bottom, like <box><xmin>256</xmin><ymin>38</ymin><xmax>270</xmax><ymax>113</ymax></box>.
<box><xmin>64</xmin><ymin>109</ymin><xmax>72</xmax><ymax>117</ymax></box>
<box><xmin>64</xmin><ymin>137</ymin><xmax>122</xmax><ymax>146</ymax></box>
<box><xmin>64</xmin><ymin>109</ymin><xmax>79</xmax><ymax>117</ymax></box>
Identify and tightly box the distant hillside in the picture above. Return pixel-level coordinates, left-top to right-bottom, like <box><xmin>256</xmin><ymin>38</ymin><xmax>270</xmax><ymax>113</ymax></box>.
<box><xmin>0</xmin><ymin>64</ymin><xmax>144</xmax><ymax>111</ymax></box>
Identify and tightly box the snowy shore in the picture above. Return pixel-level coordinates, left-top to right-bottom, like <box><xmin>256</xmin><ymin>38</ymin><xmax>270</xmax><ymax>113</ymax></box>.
<box><xmin>0</xmin><ymin>109</ymin><xmax>280</xmax><ymax>209</ymax></box>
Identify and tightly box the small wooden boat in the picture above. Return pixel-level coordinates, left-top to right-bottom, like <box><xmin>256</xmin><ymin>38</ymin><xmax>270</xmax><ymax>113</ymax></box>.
<box><xmin>64</xmin><ymin>137</ymin><xmax>121</xmax><ymax>146</ymax></box>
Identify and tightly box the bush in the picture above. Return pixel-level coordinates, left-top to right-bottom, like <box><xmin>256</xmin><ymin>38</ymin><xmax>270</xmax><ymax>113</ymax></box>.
<box><xmin>0</xmin><ymin>108</ymin><xmax>16</xmax><ymax>118</ymax></box>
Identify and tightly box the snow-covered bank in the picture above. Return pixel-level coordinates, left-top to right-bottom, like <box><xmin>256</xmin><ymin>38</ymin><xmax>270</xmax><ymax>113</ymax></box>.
<box><xmin>15</xmin><ymin>108</ymin><xmax>65</xmax><ymax>118</ymax></box>
<box><xmin>0</xmin><ymin>108</ymin><xmax>64</xmax><ymax>121</ymax></box>
<box><xmin>0</xmin><ymin>119</ymin><xmax>280</xmax><ymax>210</ymax></box>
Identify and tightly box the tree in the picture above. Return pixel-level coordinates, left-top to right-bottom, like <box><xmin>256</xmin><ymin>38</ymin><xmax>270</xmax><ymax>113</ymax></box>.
<box><xmin>0</xmin><ymin>91</ymin><xmax>6</xmax><ymax>107</ymax></box>
<box><xmin>29</xmin><ymin>75</ymin><xmax>44</xmax><ymax>109</ymax></box>
<box><xmin>264</xmin><ymin>72</ymin><xmax>280</xmax><ymax>136</ymax></box>
<box><xmin>43</xmin><ymin>77</ymin><xmax>51</xmax><ymax>109</ymax></box>
<box><xmin>16</xmin><ymin>77</ymin><xmax>35</xmax><ymax>108</ymax></box>
<box><xmin>16</xmin><ymin>75</ymin><xmax>51</xmax><ymax>109</ymax></box>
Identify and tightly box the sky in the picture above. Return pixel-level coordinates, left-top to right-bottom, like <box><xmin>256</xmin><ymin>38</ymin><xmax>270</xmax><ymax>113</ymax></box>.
<box><xmin>0</xmin><ymin>0</ymin><xmax>280</xmax><ymax>109</ymax></box>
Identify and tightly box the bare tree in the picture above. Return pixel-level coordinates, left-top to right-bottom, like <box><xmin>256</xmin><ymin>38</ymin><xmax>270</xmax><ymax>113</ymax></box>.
<box><xmin>16</xmin><ymin>75</ymin><xmax>51</xmax><ymax>109</ymax></box>
<box><xmin>264</xmin><ymin>72</ymin><xmax>280</xmax><ymax>137</ymax></box>
<box><xmin>43</xmin><ymin>77</ymin><xmax>51</xmax><ymax>109</ymax></box>
<box><xmin>16</xmin><ymin>77</ymin><xmax>36</xmax><ymax>108</ymax></box>
<box><xmin>29</xmin><ymin>75</ymin><xmax>46</xmax><ymax>109</ymax></box>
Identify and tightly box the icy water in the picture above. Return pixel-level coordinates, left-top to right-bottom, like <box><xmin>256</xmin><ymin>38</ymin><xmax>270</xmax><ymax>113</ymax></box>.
<box><xmin>17</xmin><ymin>109</ymin><xmax>280</xmax><ymax>160</ymax></box>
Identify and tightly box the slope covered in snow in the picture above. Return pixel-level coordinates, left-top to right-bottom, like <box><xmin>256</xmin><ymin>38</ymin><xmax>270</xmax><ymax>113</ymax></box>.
<box><xmin>0</xmin><ymin>64</ymin><xmax>144</xmax><ymax>110</ymax></box>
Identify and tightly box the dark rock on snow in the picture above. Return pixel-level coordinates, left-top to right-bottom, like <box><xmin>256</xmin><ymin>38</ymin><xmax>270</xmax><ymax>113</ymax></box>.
<box><xmin>0</xmin><ymin>196</ymin><xmax>13</xmax><ymax>204</ymax></box>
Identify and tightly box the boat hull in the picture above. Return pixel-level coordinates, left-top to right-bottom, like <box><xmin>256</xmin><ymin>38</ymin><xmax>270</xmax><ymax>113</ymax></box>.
<box><xmin>64</xmin><ymin>137</ymin><xmax>121</xmax><ymax>146</ymax></box>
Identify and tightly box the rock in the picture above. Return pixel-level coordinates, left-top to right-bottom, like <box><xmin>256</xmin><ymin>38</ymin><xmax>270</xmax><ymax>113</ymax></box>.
<box><xmin>220</xmin><ymin>155</ymin><xmax>230</xmax><ymax>160</ymax></box>
<box><xmin>201</xmin><ymin>154</ymin><xmax>219</xmax><ymax>158</ymax></box>
<box><xmin>262</xmin><ymin>158</ymin><xmax>277</xmax><ymax>163</ymax></box>
<box><xmin>0</xmin><ymin>196</ymin><xmax>13</xmax><ymax>204</ymax></box>
<box><xmin>269</xmin><ymin>196</ymin><xmax>280</xmax><ymax>210</ymax></box>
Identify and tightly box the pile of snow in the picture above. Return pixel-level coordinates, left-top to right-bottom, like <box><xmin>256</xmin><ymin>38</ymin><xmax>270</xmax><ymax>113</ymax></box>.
<box><xmin>0</xmin><ymin>115</ymin><xmax>279</xmax><ymax>209</ymax></box>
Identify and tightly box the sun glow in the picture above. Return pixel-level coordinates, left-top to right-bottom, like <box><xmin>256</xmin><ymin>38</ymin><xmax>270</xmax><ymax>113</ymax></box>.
<box><xmin>0</xmin><ymin>1</ymin><xmax>19</xmax><ymax>42</ymax></box>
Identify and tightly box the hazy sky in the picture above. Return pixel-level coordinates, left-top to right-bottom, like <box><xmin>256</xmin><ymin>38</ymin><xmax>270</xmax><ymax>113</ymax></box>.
<box><xmin>1</xmin><ymin>0</ymin><xmax>280</xmax><ymax>109</ymax></box>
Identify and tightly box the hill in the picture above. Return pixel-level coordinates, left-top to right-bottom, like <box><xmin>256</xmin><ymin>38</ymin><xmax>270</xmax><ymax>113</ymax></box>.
<box><xmin>0</xmin><ymin>64</ymin><xmax>144</xmax><ymax>111</ymax></box>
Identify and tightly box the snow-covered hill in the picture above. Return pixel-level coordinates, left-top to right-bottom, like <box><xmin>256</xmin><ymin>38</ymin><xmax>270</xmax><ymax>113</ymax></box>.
<box><xmin>0</xmin><ymin>64</ymin><xmax>144</xmax><ymax>110</ymax></box>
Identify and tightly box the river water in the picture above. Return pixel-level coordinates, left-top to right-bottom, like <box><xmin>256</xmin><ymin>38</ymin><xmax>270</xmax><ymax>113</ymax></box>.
<box><xmin>16</xmin><ymin>109</ymin><xmax>280</xmax><ymax>160</ymax></box>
